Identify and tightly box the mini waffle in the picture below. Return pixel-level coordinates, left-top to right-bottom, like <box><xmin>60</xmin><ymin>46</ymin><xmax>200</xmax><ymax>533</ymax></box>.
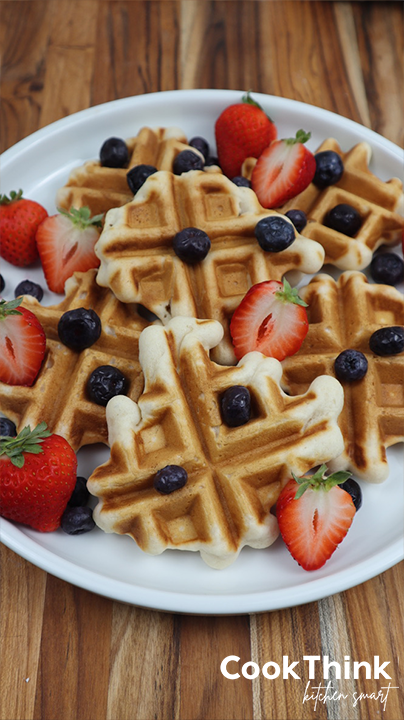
<box><xmin>280</xmin><ymin>139</ymin><xmax>404</xmax><ymax>269</ymax></box>
<box><xmin>56</xmin><ymin>126</ymin><xmax>205</xmax><ymax>218</ymax></box>
<box><xmin>281</xmin><ymin>271</ymin><xmax>404</xmax><ymax>482</ymax></box>
<box><xmin>88</xmin><ymin>317</ymin><xmax>344</xmax><ymax>568</ymax></box>
<box><xmin>0</xmin><ymin>270</ymin><xmax>150</xmax><ymax>451</ymax></box>
<box><xmin>95</xmin><ymin>169</ymin><xmax>325</xmax><ymax>364</ymax></box>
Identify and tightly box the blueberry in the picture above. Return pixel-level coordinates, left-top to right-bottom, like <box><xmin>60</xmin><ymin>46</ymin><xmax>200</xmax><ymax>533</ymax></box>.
<box><xmin>313</xmin><ymin>150</ymin><xmax>344</xmax><ymax>188</ymax></box>
<box><xmin>87</xmin><ymin>365</ymin><xmax>128</xmax><ymax>406</ymax></box>
<box><xmin>369</xmin><ymin>326</ymin><xmax>404</xmax><ymax>356</ymax></box>
<box><xmin>14</xmin><ymin>279</ymin><xmax>43</xmax><ymax>302</ymax></box>
<box><xmin>254</xmin><ymin>216</ymin><xmax>296</xmax><ymax>252</ymax></box>
<box><xmin>100</xmin><ymin>137</ymin><xmax>129</xmax><ymax>168</ymax></box>
<box><xmin>339</xmin><ymin>478</ymin><xmax>362</xmax><ymax>511</ymax></box>
<box><xmin>0</xmin><ymin>417</ymin><xmax>17</xmax><ymax>437</ymax></box>
<box><xmin>231</xmin><ymin>176</ymin><xmax>251</xmax><ymax>188</ymax></box>
<box><xmin>127</xmin><ymin>164</ymin><xmax>157</xmax><ymax>195</ymax></box>
<box><xmin>334</xmin><ymin>349</ymin><xmax>368</xmax><ymax>381</ymax></box>
<box><xmin>189</xmin><ymin>136</ymin><xmax>210</xmax><ymax>160</ymax></box>
<box><xmin>205</xmin><ymin>156</ymin><xmax>220</xmax><ymax>167</ymax></box>
<box><xmin>173</xmin><ymin>150</ymin><xmax>204</xmax><ymax>174</ymax></box>
<box><xmin>60</xmin><ymin>506</ymin><xmax>95</xmax><ymax>535</ymax></box>
<box><xmin>0</xmin><ymin>275</ymin><xmax>4</xmax><ymax>293</ymax></box>
<box><xmin>324</xmin><ymin>203</ymin><xmax>362</xmax><ymax>237</ymax></box>
<box><xmin>370</xmin><ymin>253</ymin><xmax>404</xmax><ymax>286</ymax></box>
<box><xmin>153</xmin><ymin>465</ymin><xmax>188</xmax><ymax>494</ymax></box>
<box><xmin>67</xmin><ymin>476</ymin><xmax>90</xmax><ymax>507</ymax></box>
<box><xmin>284</xmin><ymin>209</ymin><xmax>307</xmax><ymax>233</ymax></box>
<box><xmin>172</xmin><ymin>227</ymin><xmax>211</xmax><ymax>264</ymax></box>
<box><xmin>137</xmin><ymin>304</ymin><xmax>159</xmax><ymax>322</ymax></box>
<box><xmin>58</xmin><ymin>307</ymin><xmax>102</xmax><ymax>351</ymax></box>
<box><xmin>220</xmin><ymin>386</ymin><xmax>251</xmax><ymax>427</ymax></box>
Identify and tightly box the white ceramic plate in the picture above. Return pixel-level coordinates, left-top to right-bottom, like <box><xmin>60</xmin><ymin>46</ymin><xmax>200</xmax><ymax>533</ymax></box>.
<box><xmin>1</xmin><ymin>90</ymin><xmax>403</xmax><ymax>615</ymax></box>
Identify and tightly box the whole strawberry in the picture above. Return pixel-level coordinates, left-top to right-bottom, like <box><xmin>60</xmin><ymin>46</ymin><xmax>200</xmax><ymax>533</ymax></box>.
<box><xmin>0</xmin><ymin>422</ymin><xmax>77</xmax><ymax>532</ymax></box>
<box><xmin>0</xmin><ymin>298</ymin><xmax>46</xmax><ymax>386</ymax></box>
<box><xmin>0</xmin><ymin>190</ymin><xmax>48</xmax><ymax>266</ymax></box>
<box><xmin>276</xmin><ymin>465</ymin><xmax>357</xmax><ymax>571</ymax></box>
<box><xmin>215</xmin><ymin>92</ymin><xmax>277</xmax><ymax>179</ymax></box>
<box><xmin>36</xmin><ymin>206</ymin><xmax>103</xmax><ymax>294</ymax></box>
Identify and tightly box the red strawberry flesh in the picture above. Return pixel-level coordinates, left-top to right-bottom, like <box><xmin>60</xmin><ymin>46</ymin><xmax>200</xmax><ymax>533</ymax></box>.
<box><xmin>276</xmin><ymin>468</ymin><xmax>356</xmax><ymax>571</ymax></box>
<box><xmin>230</xmin><ymin>280</ymin><xmax>308</xmax><ymax>361</ymax></box>
<box><xmin>0</xmin><ymin>300</ymin><xmax>46</xmax><ymax>386</ymax></box>
<box><xmin>251</xmin><ymin>131</ymin><xmax>316</xmax><ymax>209</ymax></box>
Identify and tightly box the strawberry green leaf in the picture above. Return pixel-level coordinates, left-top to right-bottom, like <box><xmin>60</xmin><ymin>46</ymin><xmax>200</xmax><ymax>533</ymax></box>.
<box><xmin>0</xmin><ymin>298</ymin><xmax>23</xmax><ymax>319</ymax></box>
<box><xmin>291</xmin><ymin>464</ymin><xmax>352</xmax><ymax>499</ymax></box>
<box><xmin>57</xmin><ymin>206</ymin><xmax>104</xmax><ymax>229</ymax></box>
<box><xmin>0</xmin><ymin>422</ymin><xmax>52</xmax><ymax>467</ymax></box>
<box><xmin>285</xmin><ymin>130</ymin><xmax>311</xmax><ymax>146</ymax></box>
<box><xmin>0</xmin><ymin>189</ymin><xmax>24</xmax><ymax>205</ymax></box>
<box><xmin>275</xmin><ymin>278</ymin><xmax>308</xmax><ymax>308</ymax></box>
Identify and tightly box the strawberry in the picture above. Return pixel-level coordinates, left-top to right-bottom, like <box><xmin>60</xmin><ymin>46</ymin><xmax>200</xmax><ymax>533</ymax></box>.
<box><xmin>251</xmin><ymin>130</ymin><xmax>316</xmax><ymax>208</ymax></box>
<box><xmin>215</xmin><ymin>91</ymin><xmax>277</xmax><ymax>179</ymax></box>
<box><xmin>0</xmin><ymin>298</ymin><xmax>46</xmax><ymax>386</ymax></box>
<box><xmin>230</xmin><ymin>279</ymin><xmax>308</xmax><ymax>361</ymax></box>
<box><xmin>0</xmin><ymin>190</ymin><xmax>48</xmax><ymax>266</ymax></box>
<box><xmin>36</xmin><ymin>206</ymin><xmax>103</xmax><ymax>294</ymax></box>
<box><xmin>276</xmin><ymin>465</ymin><xmax>356</xmax><ymax>571</ymax></box>
<box><xmin>0</xmin><ymin>422</ymin><xmax>77</xmax><ymax>532</ymax></box>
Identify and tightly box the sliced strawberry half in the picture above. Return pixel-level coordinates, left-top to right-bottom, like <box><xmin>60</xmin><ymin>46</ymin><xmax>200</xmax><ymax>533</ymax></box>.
<box><xmin>0</xmin><ymin>298</ymin><xmax>46</xmax><ymax>386</ymax></box>
<box><xmin>251</xmin><ymin>130</ymin><xmax>316</xmax><ymax>208</ymax></box>
<box><xmin>36</xmin><ymin>206</ymin><xmax>103</xmax><ymax>294</ymax></box>
<box><xmin>230</xmin><ymin>279</ymin><xmax>308</xmax><ymax>361</ymax></box>
<box><xmin>276</xmin><ymin>465</ymin><xmax>356</xmax><ymax>571</ymax></box>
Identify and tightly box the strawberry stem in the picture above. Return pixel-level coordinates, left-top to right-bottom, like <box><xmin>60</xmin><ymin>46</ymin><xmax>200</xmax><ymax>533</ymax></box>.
<box><xmin>0</xmin><ymin>298</ymin><xmax>23</xmax><ymax>320</ymax></box>
<box><xmin>0</xmin><ymin>422</ymin><xmax>52</xmax><ymax>468</ymax></box>
<box><xmin>57</xmin><ymin>206</ymin><xmax>104</xmax><ymax>229</ymax></box>
<box><xmin>292</xmin><ymin>464</ymin><xmax>352</xmax><ymax>499</ymax></box>
<box><xmin>241</xmin><ymin>90</ymin><xmax>274</xmax><ymax>123</ymax></box>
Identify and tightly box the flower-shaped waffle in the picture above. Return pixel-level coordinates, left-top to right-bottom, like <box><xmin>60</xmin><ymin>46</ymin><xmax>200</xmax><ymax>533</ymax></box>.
<box><xmin>280</xmin><ymin>139</ymin><xmax>404</xmax><ymax>269</ymax></box>
<box><xmin>56</xmin><ymin>126</ymin><xmax>204</xmax><ymax>218</ymax></box>
<box><xmin>87</xmin><ymin>317</ymin><xmax>344</xmax><ymax>568</ymax></box>
<box><xmin>0</xmin><ymin>270</ymin><xmax>150</xmax><ymax>451</ymax></box>
<box><xmin>281</xmin><ymin>271</ymin><xmax>404</xmax><ymax>482</ymax></box>
<box><xmin>95</xmin><ymin>169</ymin><xmax>325</xmax><ymax>364</ymax></box>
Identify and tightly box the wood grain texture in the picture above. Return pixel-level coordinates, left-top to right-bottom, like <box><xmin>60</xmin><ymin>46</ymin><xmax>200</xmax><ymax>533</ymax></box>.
<box><xmin>0</xmin><ymin>2</ymin><xmax>403</xmax><ymax>719</ymax></box>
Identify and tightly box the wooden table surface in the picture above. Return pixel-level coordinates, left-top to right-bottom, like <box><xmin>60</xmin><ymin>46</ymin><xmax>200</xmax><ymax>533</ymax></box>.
<box><xmin>1</xmin><ymin>2</ymin><xmax>403</xmax><ymax>719</ymax></box>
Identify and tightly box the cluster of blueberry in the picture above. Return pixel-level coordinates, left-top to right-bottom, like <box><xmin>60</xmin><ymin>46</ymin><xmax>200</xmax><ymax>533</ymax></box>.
<box><xmin>57</xmin><ymin>307</ymin><xmax>128</xmax><ymax>407</ymax></box>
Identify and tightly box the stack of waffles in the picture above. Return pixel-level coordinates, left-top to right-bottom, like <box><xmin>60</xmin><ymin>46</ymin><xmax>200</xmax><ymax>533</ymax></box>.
<box><xmin>2</xmin><ymin>124</ymin><xmax>403</xmax><ymax>567</ymax></box>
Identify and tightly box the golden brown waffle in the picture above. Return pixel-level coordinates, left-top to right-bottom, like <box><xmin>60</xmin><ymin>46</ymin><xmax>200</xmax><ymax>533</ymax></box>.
<box><xmin>0</xmin><ymin>270</ymin><xmax>150</xmax><ymax>451</ymax></box>
<box><xmin>95</xmin><ymin>169</ymin><xmax>325</xmax><ymax>364</ymax></box>
<box><xmin>56</xmin><ymin>126</ymin><xmax>205</xmax><ymax>217</ymax></box>
<box><xmin>281</xmin><ymin>271</ymin><xmax>404</xmax><ymax>483</ymax></box>
<box><xmin>88</xmin><ymin>317</ymin><xmax>345</xmax><ymax>568</ymax></box>
<box><xmin>279</xmin><ymin>139</ymin><xmax>404</xmax><ymax>269</ymax></box>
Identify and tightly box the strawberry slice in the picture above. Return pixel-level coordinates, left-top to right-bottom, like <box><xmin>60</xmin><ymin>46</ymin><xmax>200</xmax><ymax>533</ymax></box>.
<box><xmin>276</xmin><ymin>465</ymin><xmax>357</xmax><ymax>571</ymax></box>
<box><xmin>36</xmin><ymin>206</ymin><xmax>103</xmax><ymax>294</ymax></box>
<box><xmin>230</xmin><ymin>279</ymin><xmax>308</xmax><ymax>361</ymax></box>
<box><xmin>0</xmin><ymin>298</ymin><xmax>46</xmax><ymax>386</ymax></box>
<box><xmin>251</xmin><ymin>130</ymin><xmax>316</xmax><ymax>208</ymax></box>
